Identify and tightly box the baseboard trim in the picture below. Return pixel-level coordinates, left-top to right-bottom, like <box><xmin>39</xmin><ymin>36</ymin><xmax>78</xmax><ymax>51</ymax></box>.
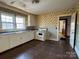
<box><xmin>33</xmin><ymin>39</ymin><xmax>46</xmax><ymax>42</ymax></box>
<box><xmin>50</xmin><ymin>39</ymin><xmax>59</xmax><ymax>41</ymax></box>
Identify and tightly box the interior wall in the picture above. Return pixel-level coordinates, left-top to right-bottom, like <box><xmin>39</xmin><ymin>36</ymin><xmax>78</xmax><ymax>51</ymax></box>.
<box><xmin>36</xmin><ymin>8</ymin><xmax>75</xmax><ymax>41</ymax></box>
<box><xmin>28</xmin><ymin>14</ymin><xmax>36</xmax><ymax>26</ymax></box>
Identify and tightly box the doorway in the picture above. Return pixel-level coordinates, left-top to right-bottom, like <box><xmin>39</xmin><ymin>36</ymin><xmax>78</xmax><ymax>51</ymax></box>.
<box><xmin>59</xmin><ymin>16</ymin><xmax>71</xmax><ymax>41</ymax></box>
<box><xmin>58</xmin><ymin>13</ymin><xmax>77</xmax><ymax>49</ymax></box>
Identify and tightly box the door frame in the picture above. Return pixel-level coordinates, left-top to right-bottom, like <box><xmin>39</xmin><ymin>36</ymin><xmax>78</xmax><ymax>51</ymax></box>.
<box><xmin>73</xmin><ymin>13</ymin><xmax>77</xmax><ymax>48</ymax></box>
<box><xmin>59</xmin><ymin>18</ymin><xmax>67</xmax><ymax>38</ymax></box>
<box><xmin>57</xmin><ymin>13</ymin><xmax>77</xmax><ymax>48</ymax></box>
<box><xmin>57</xmin><ymin>14</ymin><xmax>71</xmax><ymax>41</ymax></box>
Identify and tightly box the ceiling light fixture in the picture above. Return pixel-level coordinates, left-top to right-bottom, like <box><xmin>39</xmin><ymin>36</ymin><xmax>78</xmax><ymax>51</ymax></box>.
<box><xmin>10</xmin><ymin>1</ymin><xmax>16</xmax><ymax>4</ymax></box>
<box><xmin>32</xmin><ymin>0</ymin><xmax>39</xmax><ymax>4</ymax></box>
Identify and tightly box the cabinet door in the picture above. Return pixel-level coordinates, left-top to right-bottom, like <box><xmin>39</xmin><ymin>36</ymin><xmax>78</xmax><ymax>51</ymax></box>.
<box><xmin>10</xmin><ymin>31</ymin><xmax>34</xmax><ymax>48</ymax></box>
<box><xmin>19</xmin><ymin>31</ymin><xmax>34</xmax><ymax>44</ymax></box>
<box><xmin>9</xmin><ymin>34</ymin><xmax>22</xmax><ymax>48</ymax></box>
<box><xmin>0</xmin><ymin>36</ymin><xmax>10</xmax><ymax>53</ymax></box>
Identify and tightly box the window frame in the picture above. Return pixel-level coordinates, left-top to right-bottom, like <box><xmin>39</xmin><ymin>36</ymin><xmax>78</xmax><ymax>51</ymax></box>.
<box><xmin>0</xmin><ymin>11</ymin><xmax>26</xmax><ymax>33</ymax></box>
<box><xmin>16</xmin><ymin>15</ymin><xmax>26</xmax><ymax>30</ymax></box>
<box><xmin>1</xmin><ymin>12</ymin><xmax>15</xmax><ymax>31</ymax></box>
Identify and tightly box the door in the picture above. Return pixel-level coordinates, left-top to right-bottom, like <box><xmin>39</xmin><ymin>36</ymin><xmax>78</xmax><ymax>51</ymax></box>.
<box><xmin>70</xmin><ymin>12</ymin><xmax>77</xmax><ymax>48</ymax></box>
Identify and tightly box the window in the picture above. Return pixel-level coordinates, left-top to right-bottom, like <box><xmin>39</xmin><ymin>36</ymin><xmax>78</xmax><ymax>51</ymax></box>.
<box><xmin>0</xmin><ymin>11</ymin><xmax>26</xmax><ymax>32</ymax></box>
<box><xmin>16</xmin><ymin>16</ymin><xmax>25</xmax><ymax>30</ymax></box>
<box><xmin>1</xmin><ymin>13</ymin><xmax>14</xmax><ymax>30</ymax></box>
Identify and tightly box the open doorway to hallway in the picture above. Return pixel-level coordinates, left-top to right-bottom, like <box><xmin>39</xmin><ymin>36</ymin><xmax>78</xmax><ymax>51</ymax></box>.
<box><xmin>59</xmin><ymin>16</ymin><xmax>71</xmax><ymax>42</ymax></box>
<box><xmin>58</xmin><ymin>13</ymin><xmax>77</xmax><ymax>49</ymax></box>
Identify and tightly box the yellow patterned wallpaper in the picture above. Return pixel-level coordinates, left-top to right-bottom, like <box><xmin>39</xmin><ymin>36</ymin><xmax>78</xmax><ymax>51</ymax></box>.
<box><xmin>37</xmin><ymin>13</ymin><xmax>58</xmax><ymax>27</ymax></box>
<box><xmin>36</xmin><ymin>8</ymin><xmax>75</xmax><ymax>41</ymax></box>
<box><xmin>37</xmin><ymin>8</ymin><xmax>75</xmax><ymax>28</ymax></box>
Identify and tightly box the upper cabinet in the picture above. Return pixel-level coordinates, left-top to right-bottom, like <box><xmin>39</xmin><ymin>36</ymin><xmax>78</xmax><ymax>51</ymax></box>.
<box><xmin>28</xmin><ymin>14</ymin><xmax>36</xmax><ymax>26</ymax></box>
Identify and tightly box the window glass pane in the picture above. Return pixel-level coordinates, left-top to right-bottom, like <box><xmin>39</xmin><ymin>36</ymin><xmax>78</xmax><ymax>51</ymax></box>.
<box><xmin>17</xmin><ymin>24</ymin><xmax>25</xmax><ymax>29</ymax></box>
<box><xmin>1</xmin><ymin>12</ymin><xmax>26</xmax><ymax>31</ymax></box>
<box><xmin>2</xmin><ymin>23</ymin><xmax>7</xmax><ymax>29</ymax></box>
<box><xmin>10</xmin><ymin>23</ymin><xmax>14</xmax><ymax>29</ymax></box>
<box><xmin>1</xmin><ymin>12</ymin><xmax>14</xmax><ymax>30</ymax></box>
<box><xmin>16</xmin><ymin>16</ymin><xmax>24</xmax><ymax>23</ymax></box>
<box><xmin>16</xmin><ymin>16</ymin><xmax>25</xmax><ymax>30</ymax></box>
<box><xmin>6</xmin><ymin>16</ymin><xmax>13</xmax><ymax>22</ymax></box>
<box><xmin>1</xmin><ymin>18</ymin><xmax>6</xmax><ymax>22</ymax></box>
<box><xmin>7</xmin><ymin>23</ymin><xmax>14</xmax><ymax>29</ymax></box>
<box><xmin>1</xmin><ymin>13</ymin><xmax>13</xmax><ymax>22</ymax></box>
<box><xmin>2</xmin><ymin>23</ymin><xmax>14</xmax><ymax>29</ymax></box>
<box><xmin>1</xmin><ymin>15</ymin><xmax>6</xmax><ymax>22</ymax></box>
<box><xmin>1</xmin><ymin>15</ymin><xmax>5</xmax><ymax>19</ymax></box>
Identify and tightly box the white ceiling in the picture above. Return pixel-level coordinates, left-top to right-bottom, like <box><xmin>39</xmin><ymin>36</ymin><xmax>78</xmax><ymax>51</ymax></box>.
<box><xmin>0</xmin><ymin>0</ymin><xmax>78</xmax><ymax>15</ymax></box>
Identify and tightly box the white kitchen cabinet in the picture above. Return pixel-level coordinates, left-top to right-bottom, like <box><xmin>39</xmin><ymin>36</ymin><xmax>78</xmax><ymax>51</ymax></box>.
<box><xmin>0</xmin><ymin>35</ymin><xmax>10</xmax><ymax>53</ymax></box>
<box><xmin>0</xmin><ymin>31</ymin><xmax>34</xmax><ymax>53</ymax></box>
<box><xmin>20</xmin><ymin>31</ymin><xmax>34</xmax><ymax>43</ymax></box>
<box><xmin>9</xmin><ymin>34</ymin><xmax>22</xmax><ymax>48</ymax></box>
<box><xmin>10</xmin><ymin>31</ymin><xmax>34</xmax><ymax>49</ymax></box>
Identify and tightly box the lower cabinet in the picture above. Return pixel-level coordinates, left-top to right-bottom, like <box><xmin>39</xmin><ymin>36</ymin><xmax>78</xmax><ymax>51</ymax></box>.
<box><xmin>0</xmin><ymin>35</ymin><xmax>10</xmax><ymax>53</ymax></box>
<box><xmin>10</xmin><ymin>31</ymin><xmax>34</xmax><ymax>48</ymax></box>
<box><xmin>20</xmin><ymin>31</ymin><xmax>34</xmax><ymax>43</ymax></box>
<box><xmin>0</xmin><ymin>31</ymin><xmax>34</xmax><ymax>53</ymax></box>
<box><xmin>9</xmin><ymin>34</ymin><xmax>22</xmax><ymax>48</ymax></box>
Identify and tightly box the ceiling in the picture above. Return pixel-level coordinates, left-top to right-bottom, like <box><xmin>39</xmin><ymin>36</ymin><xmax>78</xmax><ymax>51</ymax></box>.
<box><xmin>0</xmin><ymin>0</ymin><xmax>78</xmax><ymax>15</ymax></box>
